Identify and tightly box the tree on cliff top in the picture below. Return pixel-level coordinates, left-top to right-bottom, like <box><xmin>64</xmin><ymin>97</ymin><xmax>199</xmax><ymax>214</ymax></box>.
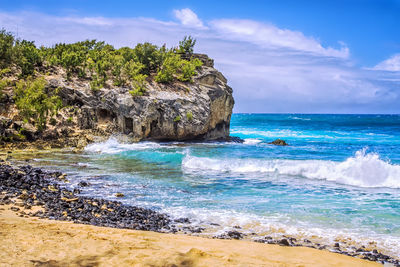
<box><xmin>178</xmin><ymin>36</ymin><xmax>196</xmax><ymax>56</ymax></box>
<box><xmin>14</xmin><ymin>77</ymin><xmax>62</xmax><ymax>131</ymax></box>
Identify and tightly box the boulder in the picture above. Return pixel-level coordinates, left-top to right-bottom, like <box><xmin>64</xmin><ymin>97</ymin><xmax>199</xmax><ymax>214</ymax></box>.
<box><xmin>0</xmin><ymin>116</ymin><xmax>12</xmax><ymax>137</ymax></box>
<box><xmin>19</xmin><ymin>122</ymin><xmax>37</xmax><ymax>141</ymax></box>
<box><xmin>269</xmin><ymin>139</ymin><xmax>288</xmax><ymax>146</ymax></box>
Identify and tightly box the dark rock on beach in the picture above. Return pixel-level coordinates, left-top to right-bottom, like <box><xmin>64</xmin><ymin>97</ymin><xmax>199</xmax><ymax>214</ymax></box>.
<box><xmin>214</xmin><ymin>230</ymin><xmax>244</xmax><ymax>240</ymax></box>
<box><xmin>0</xmin><ymin>163</ymin><xmax>173</xmax><ymax>233</ymax></box>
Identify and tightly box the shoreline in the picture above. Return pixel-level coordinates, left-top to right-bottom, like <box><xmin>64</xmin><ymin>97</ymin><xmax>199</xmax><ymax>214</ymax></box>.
<box><xmin>0</xmin><ymin>162</ymin><xmax>398</xmax><ymax>266</ymax></box>
<box><xmin>0</xmin><ymin>204</ymin><xmax>381</xmax><ymax>267</ymax></box>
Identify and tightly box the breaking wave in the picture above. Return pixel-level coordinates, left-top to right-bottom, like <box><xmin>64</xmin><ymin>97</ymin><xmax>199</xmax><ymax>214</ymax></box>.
<box><xmin>84</xmin><ymin>138</ymin><xmax>161</xmax><ymax>154</ymax></box>
<box><xmin>182</xmin><ymin>149</ymin><xmax>400</xmax><ymax>188</ymax></box>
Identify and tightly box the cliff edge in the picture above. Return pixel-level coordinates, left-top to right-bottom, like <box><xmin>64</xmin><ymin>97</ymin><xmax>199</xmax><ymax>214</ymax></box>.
<box><xmin>0</xmin><ymin>54</ymin><xmax>234</xmax><ymax>148</ymax></box>
<box><xmin>54</xmin><ymin>54</ymin><xmax>234</xmax><ymax>141</ymax></box>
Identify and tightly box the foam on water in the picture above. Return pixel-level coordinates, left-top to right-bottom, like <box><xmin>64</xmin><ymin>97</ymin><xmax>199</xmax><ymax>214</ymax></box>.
<box><xmin>182</xmin><ymin>149</ymin><xmax>400</xmax><ymax>188</ymax></box>
<box><xmin>84</xmin><ymin>138</ymin><xmax>161</xmax><ymax>154</ymax></box>
<box><xmin>243</xmin><ymin>138</ymin><xmax>263</xmax><ymax>145</ymax></box>
<box><xmin>161</xmin><ymin>205</ymin><xmax>400</xmax><ymax>258</ymax></box>
<box><xmin>64</xmin><ymin>114</ymin><xmax>400</xmax><ymax>259</ymax></box>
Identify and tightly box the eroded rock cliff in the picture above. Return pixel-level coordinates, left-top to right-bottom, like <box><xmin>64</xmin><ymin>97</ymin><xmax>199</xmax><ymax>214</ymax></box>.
<box><xmin>0</xmin><ymin>54</ymin><xmax>234</xmax><ymax>146</ymax></box>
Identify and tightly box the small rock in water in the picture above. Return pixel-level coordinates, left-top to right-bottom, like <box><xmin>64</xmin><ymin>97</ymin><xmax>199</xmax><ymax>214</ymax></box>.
<box><xmin>78</xmin><ymin>181</ymin><xmax>90</xmax><ymax>187</ymax></box>
<box><xmin>268</xmin><ymin>139</ymin><xmax>288</xmax><ymax>146</ymax></box>
<box><xmin>115</xmin><ymin>193</ymin><xmax>124</xmax><ymax>197</ymax></box>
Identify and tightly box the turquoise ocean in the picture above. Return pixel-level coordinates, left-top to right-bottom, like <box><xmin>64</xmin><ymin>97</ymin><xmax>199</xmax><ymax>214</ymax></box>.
<box><xmin>24</xmin><ymin>114</ymin><xmax>400</xmax><ymax>257</ymax></box>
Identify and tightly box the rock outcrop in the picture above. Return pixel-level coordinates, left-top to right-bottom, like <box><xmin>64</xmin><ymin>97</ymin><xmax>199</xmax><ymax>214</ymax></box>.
<box><xmin>0</xmin><ymin>54</ymin><xmax>234</xmax><ymax>146</ymax></box>
<box><xmin>269</xmin><ymin>139</ymin><xmax>288</xmax><ymax>146</ymax></box>
<box><xmin>50</xmin><ymin>55</ymin><xmax>234</xmax><ymax>142</ymax></box>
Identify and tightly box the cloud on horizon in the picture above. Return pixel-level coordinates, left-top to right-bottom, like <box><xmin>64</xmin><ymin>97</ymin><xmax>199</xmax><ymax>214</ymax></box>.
<box><xmin>0</xmin><ymin>8</ymin><xmax>399</xmax><ymax>113</ymax></box>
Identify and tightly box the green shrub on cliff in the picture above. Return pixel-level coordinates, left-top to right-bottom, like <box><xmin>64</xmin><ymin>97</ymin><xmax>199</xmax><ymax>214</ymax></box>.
<box><xmin>173</xmin><ymin>115</ymin><xmax>181</xmax><ymax>122</ymax></box>
<box><xmin>178</xmin><ymin>58</ymin><xmax>202</xmax><ymax>82</ymax></box>
<box><xmin>14</xmin><ymin>77</ymin><xmax>62</xmax><ymax>131</ymax></box>
<box><xmin>0</xmin><ymin>29</ymin><xmax>203</xmax><ymax>95</ymax></box>
<box><xmin>0</xmin><ymin>29</ymin><xmax>15</xmax><ymax>68</ymax></box>
<box><xmin>129</xmin><ymin>73</ymin><xmax>148</xmax><ymax>97</ymax></box>
<box><xmin>186</xmin><ymin>111</ymin><xmax>193</xmax><ymax>121</ymax></box>
<box><xmin>0</xmin><ymin>79</ymin><xmax>7</xmax><ymax>99</ymax></box>
<box><xmin>155</xmin><ymin>52</ymin><xmax>181</xmax><ymax>83</ymax></box>
<box><xmin>14</xmin><ymin>40</ymin><xmax>42</xmax><ymax>77</ymax></box>
<box><xmin>132</xmin><ymin>42</ymin><xmax>163</xmax><ymax>75</ymax></box>
<box><xmin>178</xmin><ymin>35</ymin><xmax>196</xmax><ymax>56</ymax></box>
<box><xmin>155</xmin><ymin>51</ymin><xmax>202</xmax><ymax>83</ymax></box>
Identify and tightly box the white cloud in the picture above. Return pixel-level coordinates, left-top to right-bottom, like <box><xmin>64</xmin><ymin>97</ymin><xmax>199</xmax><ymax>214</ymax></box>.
<box><xmin>210</xmin><ymin>19</ymin><xmax>349</xmax><ymax>58</ymax></box>
<box><xmin>63</xmin><ymin>17</ymin><xmax>114</xmax><ymax>26</ymax></box>
<box><xmin>373</xmin><ymin>54</ymin><xmax>400</xmax><ymax>71</ymax></box>
<box><xmin>173</xmin><ymin>8</ymin><xmax>205</xmax><ymax>29</ymax></box>
<box><xmin>0</xmin><ymin>9</ymin><xmax>398</xmax><ymax>113</ymax></box>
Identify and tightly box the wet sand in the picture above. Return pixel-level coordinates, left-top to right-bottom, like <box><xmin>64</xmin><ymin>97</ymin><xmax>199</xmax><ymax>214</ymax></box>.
<box><xmin>0</xmin><ymin>205</ymin><xmax>380</xmax><ymax>267</ymax></box>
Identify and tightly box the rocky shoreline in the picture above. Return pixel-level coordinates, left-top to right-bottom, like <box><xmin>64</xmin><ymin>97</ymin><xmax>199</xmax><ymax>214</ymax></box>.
<box><xmin>0</xmin><ymin>162</ymin><xmax>398</xmax><ymax>266</ymax></box>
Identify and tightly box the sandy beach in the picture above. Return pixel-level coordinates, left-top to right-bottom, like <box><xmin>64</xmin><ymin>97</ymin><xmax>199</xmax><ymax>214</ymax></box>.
<box><xmin>0</xmin><ymin>204</ymin><xmax>380</xmax><ymax>267</ymax></box>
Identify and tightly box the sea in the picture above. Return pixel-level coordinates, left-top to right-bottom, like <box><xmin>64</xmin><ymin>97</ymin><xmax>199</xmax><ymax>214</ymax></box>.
<box><xmin>17</xmin><ymin>114</ymin><xmax>400</xmax><ymax>257</ymax></box>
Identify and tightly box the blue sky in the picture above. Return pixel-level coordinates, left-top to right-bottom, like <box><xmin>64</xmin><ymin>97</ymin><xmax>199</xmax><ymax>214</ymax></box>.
<box><xmin>1</xmin><ymin>0</ymin><xmax>400</xmax><ymax>113</ymax></box>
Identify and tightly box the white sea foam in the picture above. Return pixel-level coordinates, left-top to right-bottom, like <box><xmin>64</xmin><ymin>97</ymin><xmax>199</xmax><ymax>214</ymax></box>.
<box><xmin>243</xmin><ymin>138</ymin><xmax>263</xmax><ymax>145</ymax></box>
<box><xmin>182</xmin><ymin>149</ymin><xmax>400</xmax><ymax>188</ymax></box>
<box><xmin>161</xmin><ymin>205</ymin><xmax>400</xmax><ymax>258</ymax></box>
<box><xmin>289</xmin><ymin>116</ymin><xmax>311</xmax><ymax>121</ymax></box>
<box><xmin>84</xmin><ymin>138</ymin><xmax>160</xmax><ymax>154</ymax></box>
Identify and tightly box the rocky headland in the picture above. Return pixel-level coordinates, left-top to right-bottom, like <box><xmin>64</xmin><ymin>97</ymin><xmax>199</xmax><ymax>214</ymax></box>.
<box><xmin>0</xmin><ymin>32</ymin><xmax>235</xmax><ymax>150</ymax></box>
<box><xmin>1</xmin><ymin>53</ymin><xmax>234</xmax><ymax>150</ymax></box>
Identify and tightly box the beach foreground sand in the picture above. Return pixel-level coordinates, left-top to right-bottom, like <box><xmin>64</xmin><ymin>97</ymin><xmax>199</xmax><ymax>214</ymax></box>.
<box><xmin>0</xmin><ymin>205</ymin><xmax>380</xmax><ymax>267</ymax></box>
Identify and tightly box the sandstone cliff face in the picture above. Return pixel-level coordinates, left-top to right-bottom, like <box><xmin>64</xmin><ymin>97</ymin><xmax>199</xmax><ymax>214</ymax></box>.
<box><xmin>49</xmin><ymin>55</ymin><xmax>234</xmax><ymax>142</ymax></box>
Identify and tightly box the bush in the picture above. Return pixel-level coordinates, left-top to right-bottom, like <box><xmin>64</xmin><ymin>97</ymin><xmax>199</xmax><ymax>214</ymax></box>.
<box><xmin>173</xmin><ymin>115</ymin><xmax>181</xmax><ymax>122</ymax></box>
<box><xmin>0</xmin><ymin>68</ymin><xmax>10</xmax><ymax>99</ymax></box>
<box><xmin>111</xmin><ymin>54</ymin><xmax>126</xmax><ymax>86</ymax></box>
<box><xmin>0</xmin><ymin>79</ymin><xmax>7</xmax><ymax>99</ymax></box>
<box><xmin>178</xmin><ymin>58</ymin><xmax>203</xmax><ymax>82</ymax></box>
<box><xmin>0</xmin><ymin>29</ymin><xmax>204</xmax><ymax>98</ymax></box>
<box><xmin>14</xmin><ymin>77</ymin><xmax>62</xmax><ymax>131</ymax></box>
<box><xmin>60</xmin><ymin>50</ymin><xmax>84</xmax><ymax>79</ymax></box>
<box><xmin>155</xmin><ymin>52</ymin><xmax>181</xmax><ymax>83</ymax></box>
<box><xmin>186</xmin><ymin>111</ymin><xmax>193</xmax><ymax>121</ymax></box>
<box><xmin>133</xmin><ymin>42</ymin><xmax>163</xmax><ymax>75</ymax></box>
<box><xmin>178</xmin><ymin>35</ymin><xmax>196</xmax><ymax>56</ymax></box>
<box><xmin>0</xmin><ymin>29</ymin><xmax>15</xmax><ymax>68</ymax></box>
<box><xmin>14</xmin><ymin>40</ymin><xmax>41</xmax><ymax>77</ymax></box>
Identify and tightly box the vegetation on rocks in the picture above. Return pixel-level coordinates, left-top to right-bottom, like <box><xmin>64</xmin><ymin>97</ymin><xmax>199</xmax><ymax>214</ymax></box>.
<box><xmin>186</xmin><ymin>111</ymin><xmax>193</xmax><ymax>121</ymax></box>
<box><xmin>173</xmin><ymin>115</ymin><xmax>181</xmax><ymax>122</ymax></box>
<box><xmin>0</xmin><ymin>29</ymin><xmax>202</xmax><ymax>87</ymax></box>
<box><xmin>0</xmin><ymin>28</ymin><xmax>204</xmax><ymax>134</ymax></box>
<box><xmin>14</xmin><ymin>77</ymin><xmax>62</xmax><ymax>131</ymax></box>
